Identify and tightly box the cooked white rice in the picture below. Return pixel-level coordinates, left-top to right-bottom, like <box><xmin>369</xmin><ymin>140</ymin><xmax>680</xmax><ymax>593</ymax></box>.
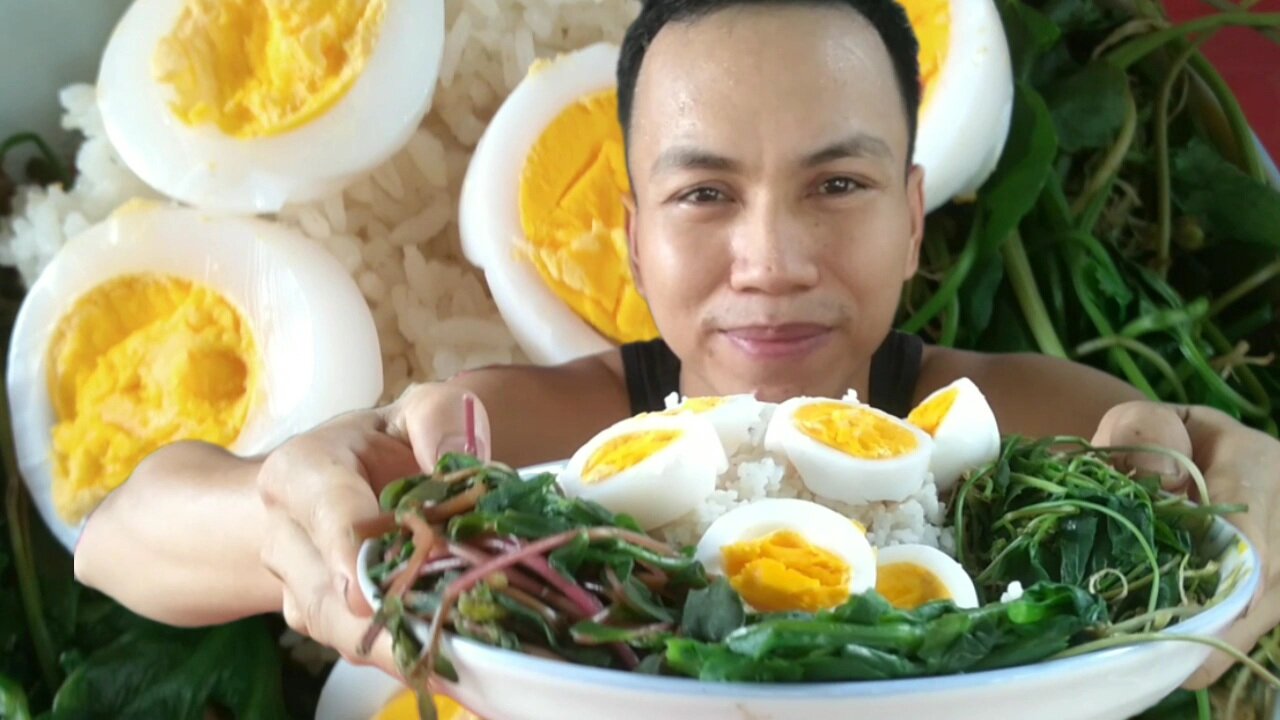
<box><xmin>0</xmin><ymin>0</ymin><xmax>642</xmax><ymax>403</ymax></box>
<box><xmin>654</xmin><ymin>446</ymin><xmax>952</xmax><ymax>553</ymax></box>
<box><xmin>652</xmin><ymin>395</ymin><xmax>953</xmax><ymax>553</ymax></box>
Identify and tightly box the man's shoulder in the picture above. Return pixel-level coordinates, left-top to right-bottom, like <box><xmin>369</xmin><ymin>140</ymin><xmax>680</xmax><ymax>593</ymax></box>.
<box><xmin>917</xmin><ymin>345</ymin><xmax>1142</xmax><ymax>403</ymax></box>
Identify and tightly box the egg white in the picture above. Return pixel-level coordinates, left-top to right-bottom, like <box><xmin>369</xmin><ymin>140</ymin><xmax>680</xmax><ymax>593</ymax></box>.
<box><xmin>97</xmin><ymin>0</ymin><xmax>444</xmax><ymax>212</ymax></box>
<box><xmin>459</xmin><ymin>42</ymin><xmax>622</xmax><ymax>367</ymax></box>
<box><xmin>6</xmin><ymin>202</ymin><xmax>383</xmax><ymax>550</ymax></box>
<box><xmin>695</xmin><ymin>498</ymin><xmax>878</xmax><ymax>600</ymax></box>
<box><xmin>915</xmin><ymin>0</ymin><xmax>1014</xmax><ymax>211</ymax></box>
<box><xmin>558</xmin><ymin>412</ymin><xmax>727</xmax><ymax>530</ymax></box>
<box><xmin>764</xmin><ymin>397</ymin><xmax>935</xmax><ymax>505</ymax></box>
<box><xmin>910</xmin><ymin>377</ymin><xmax>1001</xmax><ymax>492</ymax></box>
<box><xmin>660</xmin><ymin>394</ymin><xmax>769</xmax><ymax>457</ymax></box>
<box><xmin>876</xmin><ymin>543</ymin><xmax>979</xmax><ymax>609</ymax></box>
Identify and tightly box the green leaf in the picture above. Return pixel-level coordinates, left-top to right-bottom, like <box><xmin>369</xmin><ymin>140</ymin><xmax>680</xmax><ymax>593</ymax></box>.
<box><xmin>679</xmin><ymin>578</ymin><xmax>745</xmax><ymax>643</ymax></box>
<box><xmin>1046</xmin><ymin>62</ymin><xmax>1129</xmax><ymax>153</ymax></box>
<box><xmin>976</xmin><ymin>83</ymin><xmax>1059</xmax><ymax>259</ymax></box>
<box><xmin>49</xmin><ymin>618</ymin><xmax>286</xmax><ymax>720</ymax></box>
<box><xmin>0</xmin><ymin>674</ymin><xmax>32</xmax><ymax>720</ymax></box>
<box><xmin>802</xmin><ymin>645</ymin><xmax>922</xmax><ymax>681</ymax></box>
<box><xmin>961</xmin><ymin>256</ymin><xmax>1006</xmax><ymax>344</ymax></box>
<box><xmin>1172</xmin><ymin>138</ymin><xmax>1280</xmax><ymax>248</ymax></box>
<box><xmin>1059</xmin><ymin>515</ymin><xmax>1098</xmax><ymax>586</ymax></box>
<box><xmin>997</xmin><ymin>0</ymin><xmax>1062</xmax><ymax>81</ymax></box>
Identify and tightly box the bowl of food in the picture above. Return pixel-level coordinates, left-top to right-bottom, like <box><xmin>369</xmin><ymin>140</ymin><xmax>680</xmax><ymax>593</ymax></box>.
<box><xmin>356</xmin><ymin>387</ymin><xmax>1265</xmax><ymax>720</ymax></box>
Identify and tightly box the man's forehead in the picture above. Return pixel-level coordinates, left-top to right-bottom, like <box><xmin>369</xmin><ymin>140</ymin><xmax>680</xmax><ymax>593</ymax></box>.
<box><xmin>627</xmin><ymin>3</ymin><xmax>906</xmax><ymax>163</ymax></box>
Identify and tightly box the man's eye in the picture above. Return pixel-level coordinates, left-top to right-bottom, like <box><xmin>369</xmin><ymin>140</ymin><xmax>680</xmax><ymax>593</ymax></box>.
<box><xmin>819</xmin><ymin>177</ymin><xmax>862</xmax><ymax>195</ymax></box>
<box><xmin>680</xmin><ymin>187</ymin><xmax>727</xmax><ymax>204</ymax></box>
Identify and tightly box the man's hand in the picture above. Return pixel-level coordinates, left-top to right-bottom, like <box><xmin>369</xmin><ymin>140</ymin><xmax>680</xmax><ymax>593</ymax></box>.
<box><xmin>1092</xmin><ymin>401</ymin><xmax>1279</xmax><ymax>688</ymax></box>
<box><xmin>256</xmin><ymin>382</ymin><xmax>491</xmax><ymax>677</ymax></box>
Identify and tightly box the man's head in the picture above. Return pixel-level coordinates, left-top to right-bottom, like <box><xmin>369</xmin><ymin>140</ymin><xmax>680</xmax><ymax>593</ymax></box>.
<box><xmin>615</xmin><ymin>0</ymin><xmax>927</xmax><ymax>402</ymax></box>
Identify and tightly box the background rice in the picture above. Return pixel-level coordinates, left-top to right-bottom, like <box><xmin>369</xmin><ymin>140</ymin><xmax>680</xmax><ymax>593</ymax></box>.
<box><xmin>0</xmin><ymin>0</ymin><xmax>642</xmax><ymax>404</ymax></box>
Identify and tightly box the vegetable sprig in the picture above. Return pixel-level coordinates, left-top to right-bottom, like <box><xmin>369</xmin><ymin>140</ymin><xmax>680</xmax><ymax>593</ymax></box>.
<box><xmin>953</xmin><ymin>436</ymin><xmax>1243</xmax><ymax>626</ymax></box>
<box><xmin>358</xmin><ymin>454</ymin><xmax>705</xmax><ymax>720</ymax></box>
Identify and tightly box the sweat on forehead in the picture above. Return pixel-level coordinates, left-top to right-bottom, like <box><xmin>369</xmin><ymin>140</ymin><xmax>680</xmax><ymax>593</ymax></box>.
<box><xmin>616</xmin><ymin>0</ymin><xmax>921</xmax><ymax>158</ymax></box>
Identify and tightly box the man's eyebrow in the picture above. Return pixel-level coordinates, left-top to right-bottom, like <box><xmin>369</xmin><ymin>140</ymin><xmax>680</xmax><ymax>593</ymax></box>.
<box><xmin>650</xmin><ymin>146</ymin><xmax>740</xmax><ymax>176</ymax></box>
<box><xmin>802</xmin><ymin>134</ymin><xmax>894</xmax><ymax>166</ymax></box>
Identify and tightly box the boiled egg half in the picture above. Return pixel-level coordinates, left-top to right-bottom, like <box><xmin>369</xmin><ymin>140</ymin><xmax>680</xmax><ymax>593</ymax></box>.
<box><xmin>6</xmin><ymin>202</ymin><xmax>382</xmax><ymax>550</ymax></box>
<box><xmin>764</xmin><ymin>397</ymin><xmax>934</xmax><ymax>504</ymax></box>
<box><xmin>656</xmin><ymin>393</ymin><xmax>770</xmax><ymax>457</ymax></box>
<box><xmin>696</xmin><ymin>499</ymin><xmax>877</xmax><ymax>613</ymax></box>
<box><xmin>875</xmin><ymin>543</ymin><xmax>979</xmax><ymax>610</ymax></box>
<box><xmin>461</xmin><ymin>43</ymin><xmax>656</xmax><ymax>367</ymax></box>
<box><xmin>907</xmin><ymin>0</ymin><xmax>1014</xmax><ymax>210</ymax></box>
<box><xmin>97</xmin><ymin>0</ymin><xmax>444</xmax><ymax>212</ymax></box>
<box><xmin>558</xmin><ymin>412</ymin><xmax>727</xmax><ymax>530</ymax></box>
<box><xmin>906</xmin><ymin>377</ymin><xmax>1001</xmax><ymax>491</ymax></box>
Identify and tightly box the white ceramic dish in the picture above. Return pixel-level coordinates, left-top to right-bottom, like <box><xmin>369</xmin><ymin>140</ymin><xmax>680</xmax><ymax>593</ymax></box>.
<box><xmin>354</xmin><ymin>461</ymin><xmax>1260</xmax><ymax>720</ymax></box>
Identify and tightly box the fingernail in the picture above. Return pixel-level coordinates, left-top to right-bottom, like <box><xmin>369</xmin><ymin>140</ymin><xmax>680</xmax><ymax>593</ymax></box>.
<box><xmin>436</xmin><ymin>434</ymin><xmax>468</xmax><ymax>460</ymax></box>
<box><xmin>335</xmin><ymin>572</ymin><xmax>350</xmax><ymax>599</ymax></box>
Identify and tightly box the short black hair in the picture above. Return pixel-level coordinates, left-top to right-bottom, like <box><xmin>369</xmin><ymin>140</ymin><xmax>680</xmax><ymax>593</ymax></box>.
<box><xmin>616</xmin><ymin>0</ymin><xmax>922</xmax><ymax>164</ymax></box>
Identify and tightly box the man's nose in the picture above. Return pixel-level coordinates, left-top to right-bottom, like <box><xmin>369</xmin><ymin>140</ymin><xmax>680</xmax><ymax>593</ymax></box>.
<box><xmin>728</xmin><ymin>197</ymin><xmax>820</xmax><ymax>295</ymax></box>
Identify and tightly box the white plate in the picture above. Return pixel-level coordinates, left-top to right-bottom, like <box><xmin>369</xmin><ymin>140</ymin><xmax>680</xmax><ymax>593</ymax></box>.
<box><xmin>356</xmin><ymin>462</ymin><xmax>1261</xmax><ymax>720</ymax></box>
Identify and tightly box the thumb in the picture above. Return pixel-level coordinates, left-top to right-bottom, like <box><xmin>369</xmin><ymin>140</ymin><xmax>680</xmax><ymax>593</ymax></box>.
<box><xmin>1091</xmin><ymin>401</ymin><xmax>1194</xmax><ymax>492</ymax></box>
<box><xmin>385</xmin><ymin>383</ymin><xmax>493</xmax><ymax>472</ymax></box>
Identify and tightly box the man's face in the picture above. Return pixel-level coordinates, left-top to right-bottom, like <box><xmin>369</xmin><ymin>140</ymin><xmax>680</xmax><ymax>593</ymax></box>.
<box><xmin>626</xmin><ymin>4</ymin><xmax>924</xmax><ymax>402</ymax></box>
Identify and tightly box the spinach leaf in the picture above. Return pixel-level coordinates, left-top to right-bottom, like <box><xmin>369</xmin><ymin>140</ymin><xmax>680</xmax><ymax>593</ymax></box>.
<box><xmin>975</xmin><ymin>83</ymin><xmax>1059</xmax><ymax>260</ymax></box>
<box><xmin>1172</xmin><ymin>138</ymin><xmax>1280</xmax><ymax>249</ymax></box>
<box><xmin>679</xmin><ymin>578</ymin><xmax>745</xmax><ymax>643</ymax></box>
<box><xmin>1046</xmin><ymin>62</ymin><xmax>1130</xmax><ymax>153</ymax></box>
<box><xmin>49</xmin><ymin>618</ymin><xmax>286</xmax><ymax>720</ymax></box>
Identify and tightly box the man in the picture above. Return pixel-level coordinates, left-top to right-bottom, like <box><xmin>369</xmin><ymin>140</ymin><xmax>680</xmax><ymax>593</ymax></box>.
<box><xmin>75</xmin><ymin>0</ymin><xmax>1278</xmax><ymax>690</ymax></box>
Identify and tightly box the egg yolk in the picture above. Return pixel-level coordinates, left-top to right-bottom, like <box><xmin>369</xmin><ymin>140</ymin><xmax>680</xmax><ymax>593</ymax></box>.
<box><xmin>898</xmin><ymin>0</ymin><xmax>951</xmax><ymax>108</ymax></box>
<box><xmin>664</xmin><ymin>396</ymin><xmax>726</xmax><ymax>415</ymax></box>
<box><xmin>875</xmin><ymin>562</ymin><xmax>953</xmax><ymax>610</ymax></box>
<box><xmin>906</xmin><ymin>387</ymin><xmax>958</xmax><ymax>436</ymax></box>
<box><xmin>722</xmin><ymin>530</ymin><xmax>853</xmax><ymax>612</ymax></box>
<box><xmin>793</xmin><ymin>403</ymin><xmax>919</xmax><ymax>459</ymax></box>
<box><xmin>154</xmin><ymin>0</ymin><xmax>387</xmax><ymax>138</ymax></box>
<box><xmin>46</xmin><ymin>274</ymin><xmax>260</xmax><ymax>524</ymax></box>
<box><xmin>373</xmin><ymin>690</ymin><xmax>479</xmax><ymax>720</ymax></box>
<box><xmin>519</xmin><ymin>88</ymin><xmax>659</xmax><ymax>345</ymax></box>
<box><xmin>582</xmin><ymin>429</ymin><xmax>681</xmax><ymax>484</ymax></box>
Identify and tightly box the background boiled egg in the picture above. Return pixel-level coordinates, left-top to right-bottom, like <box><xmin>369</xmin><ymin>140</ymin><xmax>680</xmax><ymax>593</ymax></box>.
<box><xmin>97</xmin><ymin>0</ymin><xmax>445</xmax><ymax>212</ymax></box>
<box><xmin>460</xmin><ymin>42</ymin><xmax>645</xmax><ymax>366</ymax></box>
<box><xmin>6</xmin><ymin>203</ymin><xmax>383</xmax><ymax>550</ymax></box>
<box><xmin>695</xmin><ymin>498</ymin><xmax>877</xmax><ymax>613</ymax></box>
<box><xmin>764</xmin><ymin>397</ymin><xmax>935</xmax><ymax>505</ymax></box>
<box><xmin>875</xmin><ymin>543</ymin><xmax>979</xmax><ymax>610</ymax></box>
<box><xmin>908</xmin><ymin>0</ymin><xmax>1014</xmax><ymax>210</ymax></box>
<box><xmin>906</xmin><ymin>377</ymin><xmax>1001</xmax><ymax>491</ymax></box>
<box><xmin>558</xmin><ymin>412</ymin><xmax>727</xmax><ymax>530</ymax></box>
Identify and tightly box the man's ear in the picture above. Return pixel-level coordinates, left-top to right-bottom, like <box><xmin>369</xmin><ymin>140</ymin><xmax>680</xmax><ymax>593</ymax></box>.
<box><xmin>903</xmin><ymin>163</ymin><xmax>926</xmax><ymax>279</ymax></box>
<box><xmin>623</xmin><ymin>192</ymin><xmax>645</xmax><ymax>297</ymax></box>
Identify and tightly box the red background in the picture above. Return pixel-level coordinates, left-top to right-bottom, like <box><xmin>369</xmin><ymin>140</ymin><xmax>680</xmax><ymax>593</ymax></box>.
<box><xmin>1164</xmin><ymin>0</ymin><xmax>1280</xmax><ymax>163</ymax></box>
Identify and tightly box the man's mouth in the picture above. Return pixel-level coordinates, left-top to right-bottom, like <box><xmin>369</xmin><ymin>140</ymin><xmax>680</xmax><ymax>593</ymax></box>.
<box><xmin>720</xmin><ymin>324</ymin><xmax>833</xmax><ymax>360</ymax></box>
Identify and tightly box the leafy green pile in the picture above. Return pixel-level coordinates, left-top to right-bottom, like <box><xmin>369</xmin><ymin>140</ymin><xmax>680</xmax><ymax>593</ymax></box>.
<box><xmin>954</xmin><ymin>436</ymin><xmax>1236</xmax><ymax>625</ymax></box>
<box><xmin>899</xmin><ymin>0</ymin><xmax>1280</xmax><ymax>436</ymax></box>
<box><xmin>665</xmin><ymin>581</ymin><xmax>1105</xmax><ymax>682</ymax></box>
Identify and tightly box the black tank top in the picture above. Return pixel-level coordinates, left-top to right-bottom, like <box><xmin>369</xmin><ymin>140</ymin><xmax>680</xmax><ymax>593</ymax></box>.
<box><xmin>619</xmin><ymin>331</ymin><xmax>924</xmax><ymax>417</ymax></box>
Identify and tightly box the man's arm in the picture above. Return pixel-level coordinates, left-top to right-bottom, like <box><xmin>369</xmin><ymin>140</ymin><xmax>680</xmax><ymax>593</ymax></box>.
<box><xmin>75</xmin><ymin>351</ymin><xmax>628</xmax><ymax>629</ymax></box>
<box><xmin>918</xmin><ymin>347</ymin><xmax>1147</xmax><ymax>439</ymax></box>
